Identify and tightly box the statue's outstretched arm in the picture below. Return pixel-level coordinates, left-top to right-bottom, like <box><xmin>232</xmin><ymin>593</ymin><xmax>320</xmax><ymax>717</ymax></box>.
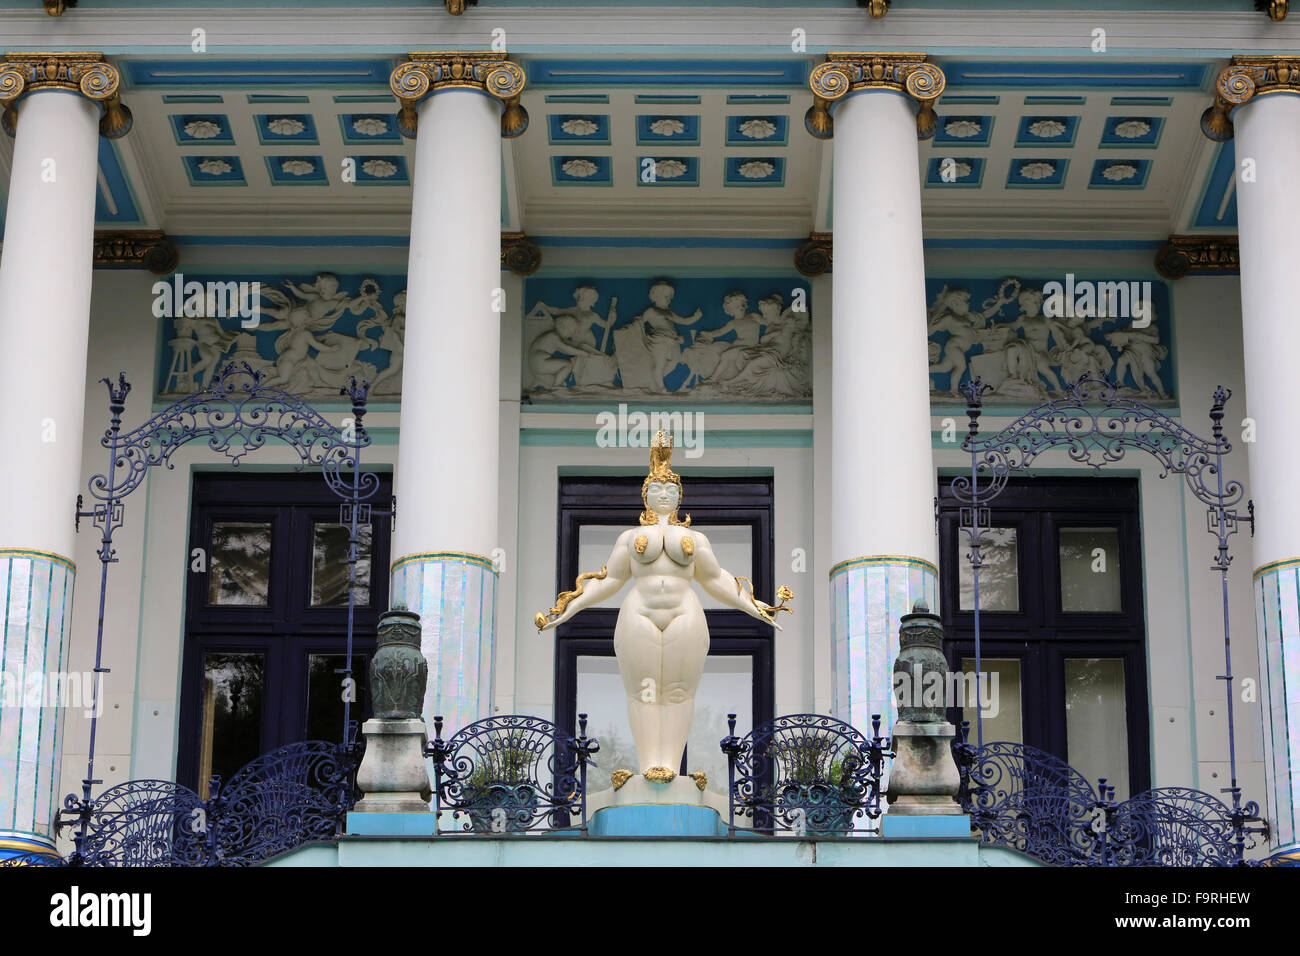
<box><xmin>535</xmin><ymin>531</ymin><xmax>633</xmax><ymax>632</ymax></box>
<box><xmin>692</xmin><ymin>534</ymin><xmax>793</xmax><ymax>630</ymax></box>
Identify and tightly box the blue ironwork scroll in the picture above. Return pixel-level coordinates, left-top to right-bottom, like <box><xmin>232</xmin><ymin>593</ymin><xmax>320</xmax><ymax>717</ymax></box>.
<box><xmin>427</xmin><ymin>714</ymin><xmax>598</xmax><ymax>834</ymax></box>
<box><xmin>952</xmin><ymin>724</ymin><xmax>1267</xmax><ymax>866</ymax></box>
<box><xmin>949</xmin><ymin>374</ymin><xmax>1268</xmax><ymax>862</ymax></box>
<box><xmin>34</xmin><ymin>362</ymin><xmax>382</xmax><ymax>866</ymax></box>
<box><xmin>721</xmin><ymin>712</ymin><xmax>892</xmax><ymax>836</ymax></box>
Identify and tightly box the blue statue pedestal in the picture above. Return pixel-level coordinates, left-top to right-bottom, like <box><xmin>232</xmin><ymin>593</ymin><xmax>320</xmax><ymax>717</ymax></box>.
<box><xmin>587</xmin><ymin>776</ymin><xmax>728</xmax><ymax>837</ymax></box>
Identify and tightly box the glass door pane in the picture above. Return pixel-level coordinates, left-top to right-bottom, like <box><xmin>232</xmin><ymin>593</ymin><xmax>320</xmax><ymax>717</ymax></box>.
<box><xmin>576</xmin><ymin>655</ymin><xmax>636</xmax><ymax>788</ymax></box>
<box><xmin>960</xmin><ymin>657</ymin><xmax>1023</xmax><ymax>744</ymax></box>
<box><xmin>306</xmin><ymin>652</ymin><xmax>368</xmax><ymax>742</ymax></box>
<box><xmin>958</xmin><ymin>527</ymin><xmax>1020</xmax><ymax>611</ymax></box>
<box><xmin>1058</xmin><ymin>527</ymin><xmax>1122</xmax><ymax>612</ymax></box>
<box><xmin>310</xmin><ymin>522</ymin><xmax>373</xmax><ymax>607</ymax></box>
<box><xmin>208</xmin><ymin>521</ymin><xmax>272</xmax><ymax>606</ymax></box>
<box><xmin>1064</xmin><ymin>657</ymin><xmax>1129</xmax><ymax>797</ymax></box>
<box><xmin>198</xmin><ymin>652</ymin><xmax>265</xmax><ymax>797</ymax></box>
<box><xmin>684</xmin><ymin>656</ymin><xmax>753</xmax><ymax>793</ymax></box>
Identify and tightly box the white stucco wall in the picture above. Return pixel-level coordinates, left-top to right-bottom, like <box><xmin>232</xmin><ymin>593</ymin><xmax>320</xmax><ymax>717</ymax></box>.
<box><xmin>52</xmin><ymin>241</ymin><xmax>1265</xmax><ymax>843</ymax></box>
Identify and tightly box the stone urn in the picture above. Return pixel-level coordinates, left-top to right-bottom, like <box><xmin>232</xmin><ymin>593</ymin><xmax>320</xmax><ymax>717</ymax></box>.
<box><xmin>369</xmin><ymin>603</ymin><xmax>426</xmax><ymax>719</ymax></box>
<box><xmin>888</xmin><ymin>600</ymin><xmax>962</xmax><ymax>815</ymax></box>
<box><xmin>355</xmin><ymin>603</ymin><xmax>432</xmax><ymax>812</ymax></box>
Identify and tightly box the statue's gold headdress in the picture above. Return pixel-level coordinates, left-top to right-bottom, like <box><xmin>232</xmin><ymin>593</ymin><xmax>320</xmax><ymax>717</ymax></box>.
<box><xmin>641</xmin><ymin>430</ymin><xmax>690</xmax><ymax>526</ymax></box>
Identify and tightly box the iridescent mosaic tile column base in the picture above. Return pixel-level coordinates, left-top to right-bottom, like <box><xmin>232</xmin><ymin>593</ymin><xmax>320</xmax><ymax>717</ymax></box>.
<box><xmin>390</xmin><ymin>552</ymin><xmax>497</xmax><ymax>737</ymax></box>
<box><xmin>1253</xmin><ymin>558</ymin><xmax>1300</xmax><ymax>854</ymax></box>
<box><xmin>0</xmin><ymin>549</ymin><xmax>75</xmax><ymax>844</ymax></box>
<box><xmin>830</xmin><ymin>555</ymin><xmax>938</xmax><ymax>734</ymax></box>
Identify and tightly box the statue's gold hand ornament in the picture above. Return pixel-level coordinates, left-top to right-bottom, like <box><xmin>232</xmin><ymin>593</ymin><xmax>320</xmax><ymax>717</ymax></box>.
<box><xmin>735</xmin><ymin>578</ymin><xmax>795</xmax><ymax>624</ymax></box>
<box><xmin>534</xmin><ymin>565</ymin><xmax>608</xmax><ymax>630</ymax></box>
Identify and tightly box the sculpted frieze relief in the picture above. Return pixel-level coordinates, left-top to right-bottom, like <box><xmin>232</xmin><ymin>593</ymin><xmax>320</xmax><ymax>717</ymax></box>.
<box><xmin>160</xmin><ymin>273</ymin><xmax>405</xmax><ymax>399</ymax></box>
<box><xmin>524</xmin><ymin>278</ymin><xmax>813</xmax><ymax>401</ymax></box>
<box><xmin>926</xmin><ymin>276</ymin><xmax>1174</xmax><ymax>404</ymax></box>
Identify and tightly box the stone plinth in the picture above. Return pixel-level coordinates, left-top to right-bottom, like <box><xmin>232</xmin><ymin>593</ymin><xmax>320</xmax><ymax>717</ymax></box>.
<box><xmin>887</xmin><ymin>720</ymin><xmax>963</xmax><ymax>816</ymax></box>
<box><xmin>354</xmin><ymin>717</ymin><xmax>432</xmax><ymax>813</ymax></box>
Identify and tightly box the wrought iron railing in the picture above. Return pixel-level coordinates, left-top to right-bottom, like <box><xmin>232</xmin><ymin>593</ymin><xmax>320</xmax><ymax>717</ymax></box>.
<box><xmin>952</xmin><ymin>723</ymin><xmax>1269</xmax><ymax>866</ymax></box>
<box><xmin>426</xmin><ymin>714</ymin><xmax>599</xmax><ymax>834</ymax></box>
<box><xmin>720</xmin><ymin>712</ymin><xmax>892</xmax><ymax>836</ymax></box>
<box><xmin>0</xmin><ymin>740</ymin><xmax>361</xmax><ymax>867</ymax></box>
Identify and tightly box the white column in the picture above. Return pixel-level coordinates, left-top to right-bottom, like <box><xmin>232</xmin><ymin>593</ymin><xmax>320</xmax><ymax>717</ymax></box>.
<box><xmin>395</xmin><ymin>88</ymin><xmax>501</xmax><ymax>561</ymax></box>
<box><xmin>1229</xmin><ymin>83</ymin><xmax>1300</xmax><ymax>860</ymax></box>
<box><xmin>830</xmin><ymin>90</ymin><xmax>936</xmax><ymax>570</ymax></box>
<box><xmin>812</xmin><ymin>57</ymin><xmax>942</xmax><ymax>736</ymax></box>
<box><xmin>0</xmin><ymin>85</ymin><xmax>105</xmax><ymax>861</ymax></box>
<box><xmin>388</xmin><ymin>55</ymin><xmax>525</xmax><ymax>737</ymax></box>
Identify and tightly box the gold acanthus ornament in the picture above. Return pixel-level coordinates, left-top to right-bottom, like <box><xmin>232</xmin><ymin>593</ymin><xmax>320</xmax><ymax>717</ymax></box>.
<box><xmin>0</xmin><ymin>52</ymin><xmax>132</xmax><ymax>139</ymax></box>
<box><xmin>805</xmin><ymin>52</ymin><xmax>946</xmax><ymax>141</ymax></box>
<box><xmin>1201</xmin><ymin>55</ymin><xmax>1300</xmax><ymax>142</ymax></box>
<box><xmin>390</xmin><ymin>52</ymin><xmax>527</xmax><ymax>140</ymax></box>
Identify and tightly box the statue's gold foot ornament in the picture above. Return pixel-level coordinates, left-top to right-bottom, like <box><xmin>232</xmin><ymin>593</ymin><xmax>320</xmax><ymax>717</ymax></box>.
<box><xmin>611</xmin><ymin>769</ymin><xmax>633</xmax><ymax>790</ymax></box>
<box><xmin>643</xmin><ymin>766</ymin><xmax>677</xmax><ymax>783</ymax></box>
<box><xmin>688</xmin><ymin>771</ymin><xmax>707</xmax><ymax>792</ymax></box>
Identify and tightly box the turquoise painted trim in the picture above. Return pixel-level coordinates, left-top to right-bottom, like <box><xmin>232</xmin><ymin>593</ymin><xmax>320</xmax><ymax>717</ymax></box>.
<box><xmin>880</xmin><ymin>815</ymin><xmax>973</xmax><ymax>838</ymax></box>
<box><xmin>96</xmin><ymin>139</ymin><xmax>142</xmax><ymax>225</ymax></box>
<box><xmin>519</xmin><ymin>428</ymin><xmax>811</xmax><ymax>448</ymax></box>
<box><xmin>544</xmin><ymin>94</ymin><xmax>610</xmax><ymax>104</ymax></box>
<box><xmin>172</xmin><ymin>234</ymin><xmax>411</xmax><ymax>246</ymax></box>
<box><xmin>333</xmin><ymin>95</ymin><xmax>396</xmax><ymax>104</ymax></box>
<box><xmin>1111</xmin><ymin>96</ymin><xmax>1174</xmax><ymax>107</ymax></box>
<box><xmin>523</xmin><ymin>402</ymin><xmax>810</xmax><ymax>415</ymax></box>
<box><xmin>527</xmin><ymin>58</ymin><xmax>806</xmax><ymax>88</ymax></box>
<box><xmin>267</xmin><ymin>835</ymin><xmax>1041</xmax><ymax>868</ymax></box>
<box><xmin>162</xmin><ymin>94</ymin><xmax>224</xmax><ymax>104</ymax></box>
<box><xmin>590</xmin><ymin>804</ymin><xmax>724</xmax><ymax>837</ymax></box>
<box><xmin>635</xmin><ymin>94</ymin><xmax>702</xmax><ymax>105</ymax></box>
<box><xmin>945</xmin><ymin>61</ymin><xmax>1208</xmax><ymax>90</ymax></box>
<box><xmin>0</xmin><ymin>0</ymin><xmax>1253</xmax><ymax>8</ymax></box>
<box><xmin>347</xmin><ymin>811</ymin><xmax>438</xmax><ymax>835</ymax></box>
<box><xmin>532</xmin><ymin>235</ymin><xmax>800</xmax><ymax>249</ymax></box>
<box><xmin>162</xmin><ymin>235</ymin><xmax>1167</xmax><ymax>252</ymax></box>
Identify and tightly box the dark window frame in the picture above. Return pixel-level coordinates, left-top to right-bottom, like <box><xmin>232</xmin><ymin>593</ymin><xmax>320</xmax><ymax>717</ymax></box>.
<box><xmin>938</xmin><ymin>475</ymin><xmax>1151</xmax><ymax>796</ymax></box>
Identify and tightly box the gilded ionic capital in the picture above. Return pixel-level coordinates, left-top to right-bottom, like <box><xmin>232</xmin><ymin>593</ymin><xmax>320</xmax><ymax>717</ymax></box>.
<box><xmin>1154</xmin><ymin>236</ymin><xmax>1239</xmax><ymax>280</ymax></box>
<box><xmin>1256</xmin><ymin>0</ymin><xmax>1289</xmax><ymax>21</ymax></box>
<box><xmin>805</xmin><ymin>52</ymin><xmax>945</xmax><ymax>140</ymax></box>
<box><xmin>93</xmin><ymin>231</ymin><xmax>180</xmax><ymax>275</ymax></box>
<box><xmin>0</xmin><ymin>52</ymin><xmax>132</xmax><ymax>139</ymax></box>
<box><xmin>795</xmin><ymin>232</ymin><xmax>833</xmax><ymax>277</ymax></box>
<box><xmin>390</xmin><ymin>51</ymin><xmax>527</xmax><ymax>139</ymax></box>
<box><xmin>43</xmin><ymin>0</ymin><xmax>76</xmax><ymax>14</ymax></box>
<box><xmin>501</xmin><ymin>232</ymin><xmax>541</xmax><ymax>276</ymax></box>
<box><xmin>1201</xmin><ymin>55</ymin><xmax>1300</xmax><ymax>141</ymax></box>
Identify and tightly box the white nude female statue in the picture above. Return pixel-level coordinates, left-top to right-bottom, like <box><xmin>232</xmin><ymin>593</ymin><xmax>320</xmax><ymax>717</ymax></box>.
<box><xmin>536</xmin><ymin>431</ymin><xmax>792</xmax><ymax>787</ymax></box>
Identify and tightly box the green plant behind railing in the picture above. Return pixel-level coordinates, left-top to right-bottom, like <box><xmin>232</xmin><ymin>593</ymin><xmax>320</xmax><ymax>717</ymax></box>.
<box><xmin>770</xmin><ymin>730</ymin><xmax>846</xmax><ymax>786</ymax></box>
<box><xmin>468</xmin><ymin>731</ymin><xmax>536</xmax><ymax>789</ymax></box>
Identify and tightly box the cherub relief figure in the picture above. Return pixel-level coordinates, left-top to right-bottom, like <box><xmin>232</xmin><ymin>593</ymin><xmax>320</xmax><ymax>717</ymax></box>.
<box><xmin>173</xmin><ymin>314</ymin><xmax>240</xmax><ymax>391</ymax></box>
<box><xmin>634</xmin><ymin>280</ymin><xmax>704</xmax><ymax>392</ymax></box>
<box><xmin>1107</xmin><ymin>327</ymin><xmax>1169</xmax><ymax>399</ymax></box>
<box><xmin>680</xmin><ymin>290</ymin><xmax>762</xmax><ymax>386</ymax></box>
<box><xmin>528</xmin><ymin>314</ymin><xmax>607</xmax><ymax>388</ymax></box>
<box><xmin>358</xmin><ymin>288</ymin><xmax>406</xmax><ymax>394</ymax></box>
<box><xmin>529</xmin><ymin>285</ymin><xmax>619</xmax><ymax>388</ymax></box>
<box><xmin>256</xmin><ymin>273</ymin><xmax>370</xmax><ymax>388</ymax></box>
